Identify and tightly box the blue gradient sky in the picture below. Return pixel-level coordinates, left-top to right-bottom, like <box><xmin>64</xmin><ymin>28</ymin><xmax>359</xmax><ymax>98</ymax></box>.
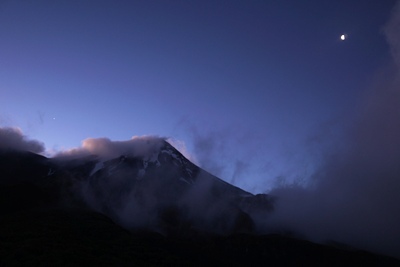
<box><xmin>0</xmin><ymin>0</ymin><xmax>397</xmax><ymax>193</ymax></box>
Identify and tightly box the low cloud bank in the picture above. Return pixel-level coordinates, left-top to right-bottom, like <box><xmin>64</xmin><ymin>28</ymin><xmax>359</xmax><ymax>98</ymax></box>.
<box><xmin>55</xmin><ymin>135</ymin><xmax>166</xmax><ymax>160</ymax></box>
<box><xmin>0</xmin><ymin>127</ymin><xmax>44</xmax><ymax>153</ymax></box>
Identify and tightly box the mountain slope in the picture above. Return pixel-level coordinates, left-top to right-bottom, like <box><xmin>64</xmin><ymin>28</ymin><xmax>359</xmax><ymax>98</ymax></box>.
<box><xmin>1</xmin><ymin>209</ymin><xmax>399</xmax><ymax>266</ymax></box>
<box><xmin>1</xmin><ymin>144</ymin><xmax>399</xmax><ymax>265</ymax></box>
<box><xmin>54</xmin><ymin>140</ymin><xmax>273</xmax><ymax>235</ymax></box>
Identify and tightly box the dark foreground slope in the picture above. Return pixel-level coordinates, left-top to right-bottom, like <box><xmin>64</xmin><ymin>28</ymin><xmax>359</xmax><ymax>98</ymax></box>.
<box><xmin>0</xmin><ymin>209</ymin><xmax>399</xmax><ymax>267</ymax></box>
<box><xmin>0</xmin><ymin>148</ymin><xmax>399</xmax><ymax>266</ymax></box>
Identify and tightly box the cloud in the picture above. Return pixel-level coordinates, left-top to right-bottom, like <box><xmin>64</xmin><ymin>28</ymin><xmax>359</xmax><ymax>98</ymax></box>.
<box><xmin>266</xmin><ymin>2</ymin><xmax>400</xmax><ymax>258</ymax></box>
<box><xmin>55</xmin><ymin>135</ymin><xmax>166</xmax><ymax>160</ymax></box>
<box><xmin>180</xmin><ymin>122</ymin><xmax>309</xmax><ymax>194</ymax></box>
<box><xmin>180</xmin><ymin>123</ymin><xmax>255</xmax><ymax>182</ymax></box>
<box><xmin>166</xmin><ymin>137</ymin><xmax>199</xmax><ymax>164</ymax></box>
<box><xmin>188</xmin><ymin>127</ymin><xmax>228</xmax><ymax>178</ymax></box>
<box><xmin>0</xmin><ymin>127</ymin><xmax>45</xmax><ymax>153</ymax></box>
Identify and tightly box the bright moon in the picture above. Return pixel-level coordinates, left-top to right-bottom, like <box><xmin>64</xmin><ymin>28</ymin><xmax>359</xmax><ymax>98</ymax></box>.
<box><xmin>340</xmin><ymin>34</ymin><xmax>346</xmax><ymax>41</ymax></box>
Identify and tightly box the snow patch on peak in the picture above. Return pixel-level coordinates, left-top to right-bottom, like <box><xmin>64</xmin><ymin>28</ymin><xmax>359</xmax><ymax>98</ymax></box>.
<box><xmin>161</xmin><ymin>148</ymin><xmax>183</xmax><ymax>165</ymax></box>
<box><xmin>90</xmin><ymin>161</ymin><xmax>104</xmax><ymax>176</ymax></box>
<box><xmin>105</xmin><ymin>156</ymin><xmax>126</xmax><ymax>175</ymax></box>
<box><xmin>144</xmin><ymin>150</ymin><xmax>160</xmax><ymax>166</ymax></box>
<box><xmin>142</xmin><ymin>150</ymin><xmax>161</xmax><ymax>170</ymax></box>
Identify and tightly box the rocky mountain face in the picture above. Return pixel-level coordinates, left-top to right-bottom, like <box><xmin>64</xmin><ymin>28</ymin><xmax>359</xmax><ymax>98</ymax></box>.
<box><xmin>52</xmin><ymin>140</ymin><xmax>273</xmax><ymax>235</ymax></box>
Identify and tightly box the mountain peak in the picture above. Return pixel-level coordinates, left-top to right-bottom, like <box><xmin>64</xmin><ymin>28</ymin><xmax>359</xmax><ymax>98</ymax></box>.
<box><xmin>55</xmin><ymin>140</ymin><xmax>267</xmax><ymax>235</ymax></box>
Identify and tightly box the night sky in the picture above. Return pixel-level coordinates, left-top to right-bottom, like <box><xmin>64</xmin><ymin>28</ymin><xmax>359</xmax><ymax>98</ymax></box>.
<box><xmin>0</xmin><ymin>0</ymin><xmax>398</xmax><ymax>193</ymax></box>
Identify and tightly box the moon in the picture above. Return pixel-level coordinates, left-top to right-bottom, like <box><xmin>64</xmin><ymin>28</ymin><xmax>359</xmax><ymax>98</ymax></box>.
<box><xmin>340</xmin><ymin>34</ymin><xmax>347</xmax><ymax>41</ymax></box>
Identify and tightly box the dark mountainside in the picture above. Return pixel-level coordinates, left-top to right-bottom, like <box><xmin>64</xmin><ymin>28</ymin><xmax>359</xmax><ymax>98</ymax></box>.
<box><xmin>0</xmin><ymin>142</ymin><xmax>399</xmax><ymax>266</ymax></box>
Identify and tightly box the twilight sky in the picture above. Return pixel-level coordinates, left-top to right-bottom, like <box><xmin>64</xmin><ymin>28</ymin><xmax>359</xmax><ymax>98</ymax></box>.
<box><xmin>0</xmin><ymin>0</ymin><xmax>398</xmax><ymax>193</ymax></box>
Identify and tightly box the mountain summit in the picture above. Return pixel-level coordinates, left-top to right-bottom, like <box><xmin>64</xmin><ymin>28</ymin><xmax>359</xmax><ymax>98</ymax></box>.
<box><xmin>51</xmin><ymin>140</ymin><xmax>273</xmax><ymax>235</ymax></box>
<box><xmin>0</xmin><ymin>140</ymin><xmax>273</xmax><ymax>235</ymax></box>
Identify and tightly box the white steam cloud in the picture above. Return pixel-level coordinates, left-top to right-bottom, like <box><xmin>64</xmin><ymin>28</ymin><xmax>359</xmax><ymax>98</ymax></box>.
<box><xmin>56</xmin><ymin>135</ymin><xmax>166</xmax><ymax>160</ymax></box>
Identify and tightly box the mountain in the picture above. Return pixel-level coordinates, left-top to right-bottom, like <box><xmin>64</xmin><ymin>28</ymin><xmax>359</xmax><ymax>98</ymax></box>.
<box><xmin>0</xmin><ymin>141</ymin><xmax>273</xmax><ymax>234</ymax></box>
<box><xmin>0</xmin><ymin>150</ymin><xmax>58</xmax><ymax>215</ymax></box>
<box><xmin>50</xmin><ymin>140</ymin><xmax>274</xmax><ymax>235</ymax></box>
<box><xmin>0</xmin><ymin>142</ymin><xmax>399</xmax><ymax>266</ymax></box>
